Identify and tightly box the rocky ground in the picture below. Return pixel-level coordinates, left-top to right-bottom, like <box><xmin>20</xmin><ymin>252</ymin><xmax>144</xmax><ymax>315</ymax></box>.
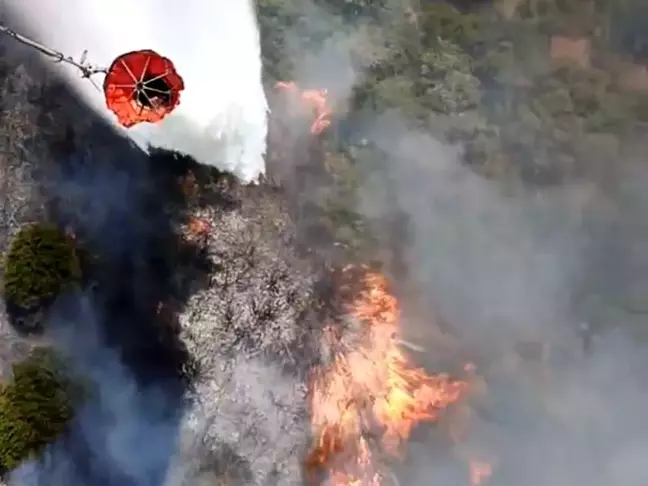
<box><xmin>172</xmin><ymin>175</ymin><xmax>327</xmax><ymax>485</ymax></box>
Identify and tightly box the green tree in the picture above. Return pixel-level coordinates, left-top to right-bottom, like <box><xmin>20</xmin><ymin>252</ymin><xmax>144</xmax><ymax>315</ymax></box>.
<box><xmin>2</xmin><ymin>223</ymin><xmax>81</xmax><ymax>317</ymax></box>
<box><xmin>0</xmin><ymin>349</ymin><xmax>78</xmax><ymax>474</ymax></box>
<box><xmin>419</xmin><ymin>38</ymin><xmax>481</xmax><ymax>115</ymax></box>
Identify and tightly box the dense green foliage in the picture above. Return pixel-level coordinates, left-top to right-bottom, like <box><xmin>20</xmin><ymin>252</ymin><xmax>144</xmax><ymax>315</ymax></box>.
<box><xmin>254</xmin><ymin>0</ymin><xmax>648</xmax><ymax>264</ymax></box>
<box><xmin>0</xmin><ymin>349</ymin><xmax>77</xmax><ymax>473</ymax></box>
<box><xmin>2</xmin><ymin>223</ymin><xmax>81</xmax><ymax>314</ymax></box>
<box><xmin>257</xmin><ymin>0</ymin><xmax>648</xmax><ymax>181</ymax></box>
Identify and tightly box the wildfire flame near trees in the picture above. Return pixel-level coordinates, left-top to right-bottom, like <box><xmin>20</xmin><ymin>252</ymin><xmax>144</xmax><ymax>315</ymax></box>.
<box><xmin>274</xmin><ymin>81</ymin><xmax>332</xmax><ymax>135</ymax></box>
<box><xmin>306</xmin><ymin>269</ymin><xmax>484</xmax><ymax>485</ymax></box>
<box><xmin>268</xmin><ymin>83</ymin><xmax>492</xmax><ymax>484</ymax></box>
<box><xmin>470</xmin><ymin>461</ymin><xmax>493</xmax><ymax>486</ymax></box>
<box><xmin>186</xmin><ymin>216</ymin><xmax>211</xmax><ymax>239</ymax></box>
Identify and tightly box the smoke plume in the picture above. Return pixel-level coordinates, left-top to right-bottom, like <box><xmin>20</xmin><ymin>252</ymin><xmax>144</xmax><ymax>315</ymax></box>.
<box><xmin>353</xmin><ymin>78</ymin><xmax>648</xmax><ymax>486</ymax></box>
<box><xmin>7</xmin><ymin>293</ymin><xmax>184</xmax><ymax>486</ymax></box>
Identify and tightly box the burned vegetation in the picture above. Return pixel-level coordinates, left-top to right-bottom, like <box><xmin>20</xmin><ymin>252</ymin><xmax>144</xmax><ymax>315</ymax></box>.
<box><xmin>0</xmin><ymin>22</ymin><xmax>348</xmax><ymax>486</ymax></box>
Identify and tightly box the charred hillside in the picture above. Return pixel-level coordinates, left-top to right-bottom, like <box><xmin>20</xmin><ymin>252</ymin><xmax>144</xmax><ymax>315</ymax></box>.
<box><xmin>0</xmin><ymin>28</ymin><xmax>314</xmax><ymax>486</ymax></box>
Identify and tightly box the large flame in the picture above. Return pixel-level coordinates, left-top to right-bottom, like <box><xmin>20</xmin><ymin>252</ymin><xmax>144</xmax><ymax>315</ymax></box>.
<box><xmin>274</xmin><ymin>81</ymin><xmax>332</xmax><ymax>135</ymax></box>
<box><xmin>306</xmin><ymin>270</ymin><xmax>469</xmax><ymax>485</ymax></box>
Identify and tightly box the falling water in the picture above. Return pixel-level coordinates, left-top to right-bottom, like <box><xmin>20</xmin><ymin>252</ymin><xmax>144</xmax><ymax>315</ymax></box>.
<box><xmin>4</xmin><ymin>0</ymin><xmax>268</xmax><ymax>182</ymax></box>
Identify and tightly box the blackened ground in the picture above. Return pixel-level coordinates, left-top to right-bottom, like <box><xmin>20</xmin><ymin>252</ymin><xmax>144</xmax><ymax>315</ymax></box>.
<box><xmin>44</xmin><ymin>142</ymin><xmax>212</xmax><ymax>388</ymax></box>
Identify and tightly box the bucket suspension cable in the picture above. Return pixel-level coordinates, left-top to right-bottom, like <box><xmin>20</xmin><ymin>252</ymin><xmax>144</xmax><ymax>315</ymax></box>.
<box><xmin>0</xmin><ymin>23</ymin><xmax>184</xmax><ymax>127</ymax></box>
<box><xmin>0</xmin><ymin>23</ymin><xmax>106</xmax><ymax>78</ymax></box>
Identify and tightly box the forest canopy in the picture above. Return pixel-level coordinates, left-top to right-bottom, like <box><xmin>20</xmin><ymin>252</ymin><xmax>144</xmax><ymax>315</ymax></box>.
<box><xmin>0</xmin><ymin>349</ymin><xmax>79</xmax><ymax>474</ymax></box>
<box><xmin>2</xmin><ymin>223</ymin><xmax>81</xmax><ymax>320</ymax></box>
<box><xmin>257</xmin><ymin>0</ymin><xmax>648</xmax><ymax>186</ymax></box>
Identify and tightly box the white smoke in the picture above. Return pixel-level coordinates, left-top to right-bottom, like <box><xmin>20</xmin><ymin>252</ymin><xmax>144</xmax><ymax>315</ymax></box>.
<box><xmin>4</xmin><ymin>0</ymin><xmax>268</xmax><ymax>183</ymax></box>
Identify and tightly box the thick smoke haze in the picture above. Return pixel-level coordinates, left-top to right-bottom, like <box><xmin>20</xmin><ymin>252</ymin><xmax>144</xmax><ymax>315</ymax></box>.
<box><xmin>7</xmin><ymin>294</ymin><xmax>183</xmax><ymax>486</ymax></box>
<box><xmin>357</xmin><ymin>117</ymin><xmax>648</xmax><ymax>485</ymax></box>
<box><xmin>267</xmin><ymin>1</ymin><xmax>648</xmax><ymax>484</ymax></box>
<box><xmin>359</xmin><ymin>121</ymin><xmax>585</xmax><ymax>347</ymax></box>
<box><xmin>3</xmin><ymin>0</ymin><xmax>268</xmax><ymax>182</ymax></box>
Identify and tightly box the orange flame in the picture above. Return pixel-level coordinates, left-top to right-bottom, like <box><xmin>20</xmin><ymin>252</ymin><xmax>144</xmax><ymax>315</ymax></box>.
<box><xmin>274</xmin><ymin>81</ymin><xmax>332</xmax><ymax>135</ymax></box>
<box><xmin>469</xmin><ymin>460</ymin><xmax>493</xmax><ymax>486</ymax></box>
<box><xmin>307</xmin><ymin>271</ymin><xmax>468</xmax><ymax>485</ymax></box>
<box><xmin>185</xmin><ymin>216</ymin><xmax>211</xmax><ymax>240</ymax></box>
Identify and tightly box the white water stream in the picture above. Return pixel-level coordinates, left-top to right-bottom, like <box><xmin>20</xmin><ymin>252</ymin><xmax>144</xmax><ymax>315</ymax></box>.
<box><xmin>5</xmin><ymin>0</ymin><xmax>268</xmax><ymax>182</ymax></box>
